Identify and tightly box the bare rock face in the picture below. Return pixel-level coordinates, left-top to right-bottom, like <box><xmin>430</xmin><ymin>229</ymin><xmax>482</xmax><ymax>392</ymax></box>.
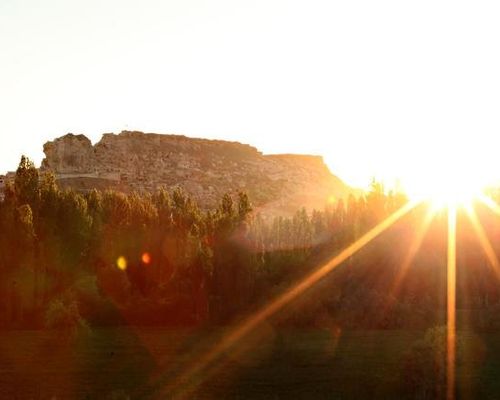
<box><xmin>41</xmin><ymin>131</ymin><xmax>350</xmax><ymax>215</ymax></box>
<box><xmin>42</xmin><ymin>134</ymin><xmax>96</xmax><ymax>174</ymax></box>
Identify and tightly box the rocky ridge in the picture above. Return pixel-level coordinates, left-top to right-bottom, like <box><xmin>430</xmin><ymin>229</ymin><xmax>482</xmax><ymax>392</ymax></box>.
<box><xmin>40</xmin><ymin>131</ymin><xmax>350</xmax><ymax>215</ymax></box>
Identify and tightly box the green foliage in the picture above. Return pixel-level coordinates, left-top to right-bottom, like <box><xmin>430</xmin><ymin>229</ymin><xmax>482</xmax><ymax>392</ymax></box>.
<box><xmin>15</xmin><ymin>155</ymin><xmax>39</xmax><ymax>206</ymax></box>
<box><xmin>16</xmin><ymin>204</ymin><xmax>35</xmax><ymax>240</ymax></box>
<box><xmin>400</xmin><ymin>326</ymin><xmax>448</xmax><ymax>399</ymax></box>
<box><xmin>44</xmin><ymin>294</ymin><xmax>90</xmax><ymax>336</ymax></box>
<box><xmin>397</xmin><ymin>326</ymin><xmax>487</xmax><ymax>399</ymax></box>
<box><xmin>2</xmin><ymin>162</ymin><xmax>500</xmax><ymax>332</ymax></box>
<box><xmin>0</xmin><ymin>157</ymin><xmax>412</xmax><ymax>328</ymax></box>
<box><xmin>238</xmin><ymin>191</ymin><xmax>252</xmax><ymax>222</ymax></box>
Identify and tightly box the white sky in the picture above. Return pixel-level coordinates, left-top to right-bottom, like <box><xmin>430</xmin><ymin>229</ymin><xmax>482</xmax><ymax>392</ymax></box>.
<box><xmin>1</xmin><ymin>0</ymin><xmax>500</xmax><ymax>189</ymax></box>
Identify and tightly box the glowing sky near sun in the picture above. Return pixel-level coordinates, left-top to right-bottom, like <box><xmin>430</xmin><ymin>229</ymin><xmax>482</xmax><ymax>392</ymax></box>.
<box><xmin>2</xmin><ymin>0</ymin><xmax>500</xmax><ymax>189</ymax></box>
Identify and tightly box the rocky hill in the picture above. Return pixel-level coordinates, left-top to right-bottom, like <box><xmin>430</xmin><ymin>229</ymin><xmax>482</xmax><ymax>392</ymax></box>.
<box><xmin>40</xmin><ymin>131</ymin><xmax>350</xmax><ymax>215</ymax></box>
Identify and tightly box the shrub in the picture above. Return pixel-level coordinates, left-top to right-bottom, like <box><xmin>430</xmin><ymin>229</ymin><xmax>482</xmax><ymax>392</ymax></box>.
<box><xmin>44</xmin><ymin>294</ymin><xmax>90</xmax><ymax>336</ymax></box>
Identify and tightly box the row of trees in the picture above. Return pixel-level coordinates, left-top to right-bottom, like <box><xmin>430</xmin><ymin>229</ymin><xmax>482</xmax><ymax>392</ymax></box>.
<box><xmin>1</xmin><ymin>156</ymin><xmax>500</xmax><ymax>331</ymax></box>
<box><xmin>0</xmin><ymin>157</ymin><xmax>255</xmax><ymax>327</ymax></box>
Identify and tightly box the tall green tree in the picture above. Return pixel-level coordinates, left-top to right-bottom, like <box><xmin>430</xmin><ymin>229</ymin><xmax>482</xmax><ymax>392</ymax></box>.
<box><xmin>15</xmin><ymin>155</ymin><xmax>39</xmax><ymax>206</ymax></box>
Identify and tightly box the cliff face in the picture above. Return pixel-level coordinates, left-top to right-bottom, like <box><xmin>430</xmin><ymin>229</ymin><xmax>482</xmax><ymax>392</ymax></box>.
<box><xmin>41</xmin><ymin>131</ymin><xmax>350</xmax><ymax>215</ymax></box>
<box><xmin>42</xmin><ymin>134</ymin><xmax>96</xmax><ymax>174</ymax></box>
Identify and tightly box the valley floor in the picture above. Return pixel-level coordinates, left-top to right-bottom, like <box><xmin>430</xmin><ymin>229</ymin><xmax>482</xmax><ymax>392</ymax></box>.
<box><xmin>1</xmin><ymin>327</ymin><xmax>499</xmax><ymax>399</ymax></box>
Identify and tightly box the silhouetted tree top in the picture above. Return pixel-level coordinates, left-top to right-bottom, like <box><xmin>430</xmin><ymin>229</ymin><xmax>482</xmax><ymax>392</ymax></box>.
<box><xmin>15</xmin><ymin>155</ymin><xmax>39</xmax><ymax>206</ymax></box>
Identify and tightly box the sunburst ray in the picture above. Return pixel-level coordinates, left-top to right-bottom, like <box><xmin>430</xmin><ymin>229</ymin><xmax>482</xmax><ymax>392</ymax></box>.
<box><xmin>465</xmin><ymin>205</ymin><xmax>500</xmax><ymax>278</ymax></box>
<box><xmin>447</xmin><ymin>205</ymin><xmax>457</xmax><ymax>400</ymax></box>
<box><xmin>478</xmin><ymin>193</ymin><xmax>500</xmax><ymax>217</ymax></box>
<box><xmin>159</xmin><ymin>200</ymin><xmax>419</xmax><ymax>399</ymax></box>
<box><xmin>383</xmin><ymin>204</ymin><xmax>435</xmax><ymax>313</ymax></box>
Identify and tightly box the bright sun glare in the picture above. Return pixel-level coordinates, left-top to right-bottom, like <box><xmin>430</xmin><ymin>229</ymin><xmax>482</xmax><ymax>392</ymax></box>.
<box><xmin>401</xmin><ymin>152</ymin><xmax>487</xmax><ymax>208</ymax></box>
<box><xmin>409</xmin><ymin>173</ymin><xmax>482</xmax><ymax>208</ymax></box>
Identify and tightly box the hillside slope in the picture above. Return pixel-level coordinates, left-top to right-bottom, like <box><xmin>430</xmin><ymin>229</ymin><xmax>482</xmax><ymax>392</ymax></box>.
<box><xmin>41</xmin><ymin>131</ymin><xmax>350</xmax><ymax>215</ymax></box>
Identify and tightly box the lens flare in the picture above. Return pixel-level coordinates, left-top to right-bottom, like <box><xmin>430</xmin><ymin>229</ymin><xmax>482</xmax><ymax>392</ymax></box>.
<box><xmin>142</xmin><ymin>252</ymin><xmax>151</xmax><ymax>265</ymax></box>
<box><xmin>116</xmin><ymin>256</ymin><xmax>127</xmax><ymax>271</ymax></box>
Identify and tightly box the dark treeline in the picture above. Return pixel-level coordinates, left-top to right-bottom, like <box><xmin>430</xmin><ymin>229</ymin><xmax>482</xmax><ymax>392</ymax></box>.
<box><xmin>1</xmin><ymin>156</ymin><xmax>500</xmax><ymax>332</ymax></box>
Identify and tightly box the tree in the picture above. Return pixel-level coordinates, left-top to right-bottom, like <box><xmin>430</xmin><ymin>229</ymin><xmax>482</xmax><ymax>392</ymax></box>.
<box><xmin>237</xmin><ymin>192</ymin><xmax>252</xmax><ymax>222</ymax></box>
<box><xmin>15</xmin><ymin>155</ymin><xmax>39</xmax><ymax>206</ymax></box>
<box><xmin>365</xmin><ymin>178</ymin><xmax>386</xmax><ymax>224</ymax></box>
<box><xmin>400</xmin><ymin>326</ymin><xmax>464</xmax><ymax>399</ymax></box>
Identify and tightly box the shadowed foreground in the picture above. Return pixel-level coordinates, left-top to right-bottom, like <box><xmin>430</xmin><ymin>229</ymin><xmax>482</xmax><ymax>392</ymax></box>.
<box><xmin>1</xmin><ymin>327</ymin><xmax>499</xmax><ymax>399</ymax></box>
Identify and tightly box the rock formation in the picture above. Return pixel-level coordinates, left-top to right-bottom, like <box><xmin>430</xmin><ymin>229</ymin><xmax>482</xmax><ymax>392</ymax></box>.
<box><xmin>41</xmin><ymin>131</ymin><xmax>350</xmax><ymax>215</ymax></box>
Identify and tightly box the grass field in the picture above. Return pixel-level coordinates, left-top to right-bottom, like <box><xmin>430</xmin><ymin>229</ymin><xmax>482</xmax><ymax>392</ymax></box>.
<box><xmin>1</xmin><ymin>327</ymin><xmax>499</xmax><ymax>399</ymax></box>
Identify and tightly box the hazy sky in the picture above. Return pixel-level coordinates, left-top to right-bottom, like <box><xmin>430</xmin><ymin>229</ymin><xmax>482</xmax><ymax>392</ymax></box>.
<box><xmin>2</xmin><ymin>0</ymin><xmax>500</xmax><ymax>189</ymax></box>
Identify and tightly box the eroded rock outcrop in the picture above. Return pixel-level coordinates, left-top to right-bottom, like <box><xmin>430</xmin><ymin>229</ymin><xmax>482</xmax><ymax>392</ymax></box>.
<box><xmin>41</xmin><ymin>131</ymin><xmax>350</xmax><ymax>214</ymax></box>
<box><xmin>42</xmin><ymin>134</ymin><xmax>96</xmax><ymax>174</ymax></box>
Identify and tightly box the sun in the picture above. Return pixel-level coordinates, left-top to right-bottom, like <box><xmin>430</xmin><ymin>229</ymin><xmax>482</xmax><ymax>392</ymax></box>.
<box><xmin>402</xmin><ymin>161</ymin><xmax>486</xmax><ymax>209</ymax></box>
<box><xmin>415</xmin><ymin>176</ymin><xmax>481</xmax><ymax>209</ymax></box>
